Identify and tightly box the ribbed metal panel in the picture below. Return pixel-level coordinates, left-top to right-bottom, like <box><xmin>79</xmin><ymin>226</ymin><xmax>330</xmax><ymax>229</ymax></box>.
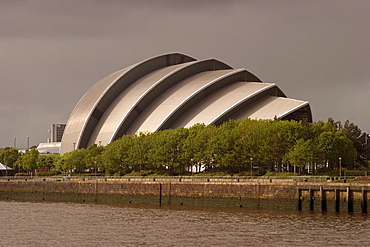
<box><xmin>61</xmin><ymin>53</ymin><xmax>312</xmax><ymax>154</ymax></box>
<box><xmin>61</xmin><ymin>53</ymin><xmax>195</xmax><ymax>154</ymax></box>
<box><xmin>114</xmin><ymin>59</ymin><xmax>231</xmax><ymax>139</ymax></box>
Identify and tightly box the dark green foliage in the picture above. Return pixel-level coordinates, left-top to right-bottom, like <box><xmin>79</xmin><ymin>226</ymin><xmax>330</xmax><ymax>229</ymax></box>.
<box><xmin>94</xmin><ymin>118</ymin><xmax>361</xmax><ymax>175</ymax></box>
<box><xmin>19</xmin><ymin>148</ymin><xmax>39</xmax><ymax>172</ymax></box>
<box><xmin>14</xmin><ymin>173</ymin><xmax>29</xmax><ymax>176</ymax></box>
<box><xmin>37</xmin><ymin>153</ymin><xmax>60</xmax><ymax>170</ymax></box>
<box><xmin>36</xmin><ymin>171</ymin><xmax>61</xmax><ymax>176</ymax></box>
<box><xmin>0</xmin><ymin>147</ymin><xmax>20</xmax><ymax>169</ymax></box>
<box><xmin>9</xmin><ymin>118</ymin><xmax>363</xmax><ymax>176</ymax></box>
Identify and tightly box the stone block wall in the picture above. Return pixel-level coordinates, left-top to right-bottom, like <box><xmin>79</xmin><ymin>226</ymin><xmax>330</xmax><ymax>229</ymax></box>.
<box><xmin>0</xmin><ymin>179</ymin><xmax>368</xmax><ymax>213</ymax></box>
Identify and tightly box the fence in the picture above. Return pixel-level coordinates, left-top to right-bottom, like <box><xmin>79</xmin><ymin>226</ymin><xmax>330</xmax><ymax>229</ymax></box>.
<box><xmin>0</xmin><ymin>175</ymin><xmax>342</xmax><ymax>183</ymax></box>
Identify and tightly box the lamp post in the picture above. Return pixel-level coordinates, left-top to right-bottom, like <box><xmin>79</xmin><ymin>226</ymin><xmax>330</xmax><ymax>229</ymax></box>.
<box><xmin>94</xmin><ymin>160</ymin><xmax>97</xmax><ymax>177</ymax></box>
<box><xmin>250</xmin><ymin>157</ymin><xmax>253</xmax><ymax>177</ymax></box>
<box><xmin>4</xmin><ymin>154</ymin><xmax>7</xmax><ymax>177</ymax></box>
<box><xmin>339</xmin><ymin>157</ymin><xmax>342</xmax><ymax>179</ymax></box>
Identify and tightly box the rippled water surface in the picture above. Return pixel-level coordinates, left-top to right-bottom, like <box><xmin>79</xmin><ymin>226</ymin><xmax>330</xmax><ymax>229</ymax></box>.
<box><xmin>1</xmin><ymin>201</ymin><xmax>369</xmax><ymax>246</ymax></box>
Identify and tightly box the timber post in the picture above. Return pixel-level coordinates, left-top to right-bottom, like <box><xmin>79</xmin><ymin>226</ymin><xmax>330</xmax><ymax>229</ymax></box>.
<box><xmin>320</xmin><ymin>186</ymin><xmax>327</xmax><ymax>212</ymax></box>
<box><xmin>159</xmin><ymin>183</ymin><xmax>162</xmax><ymax>206</ymax></box>
<box><xmin>297</xmin><ymin>189</ymin><xmax>302</xmax><ymax>211</ymax></box>
<box><xmin>335</xmin><ymin>189</ymin><xmax>340</xmax><ymax>213</ymax></box>
<box><xmin>347</xmin><ymin>187</ymin><xmax>354</xmax><ymax>213</ymax></box>
<box><xmin>362</xmin><ymin>188</ymin><xmax>368</xmax><ymax>214</ymax></box>
<box><xmin>309</xmin><ymin>188</ymin><xmax>314</xmax><ymax>211</ymax></box>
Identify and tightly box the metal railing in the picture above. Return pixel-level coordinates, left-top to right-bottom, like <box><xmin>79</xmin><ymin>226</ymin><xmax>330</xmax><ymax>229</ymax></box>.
<box><xmin>0</xmin><ymin>175</ymin><xmax>345</xmax><ymax>183</ymax></box>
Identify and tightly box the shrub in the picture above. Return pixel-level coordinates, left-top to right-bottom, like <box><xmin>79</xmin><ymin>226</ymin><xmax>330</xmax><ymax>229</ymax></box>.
<box><xmin>15</xmin><ymin>172</ymin><xmax>29</xmax><ymax>176</ymax></box>
<box><xmin>316</xmin><ymin>167</ymin><xmax>341</xmax><ymax>176</ymax></box>
<box><xmin>193</xmin><ymin>172</ymin><xmax>230</xmax><ymax>177</ymax></box>
<box><xmin>263</xmin><ymin>172</ymin><xmax>299</xmax><ymax>177</ymax></box>
<box><xmin>36</xmin><ymin>171</ymin><xmax>60</xmax><ymax>176</ymax></box>
<box><xmin>147</xmin><ymin>170</ymin><xmax>179</xmax><ymax>177</ymax></box>
<box><xmin>124</xmin><ymin>170</ymin><xmax>153</xmax><ymax>177</ymax></box>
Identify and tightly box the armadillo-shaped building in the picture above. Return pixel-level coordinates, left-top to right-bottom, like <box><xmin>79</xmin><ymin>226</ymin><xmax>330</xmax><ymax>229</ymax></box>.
<box><xmin>60</xmin><ymin>53</ymin><xmax>312</xmax><ymax>154</ymax></box>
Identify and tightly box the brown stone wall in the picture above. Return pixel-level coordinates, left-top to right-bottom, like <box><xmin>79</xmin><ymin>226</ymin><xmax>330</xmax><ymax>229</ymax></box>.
<box><xmin>0</xmin><ymin>179</ymin><xmax>369</xmax><ymax>213</ymax></box>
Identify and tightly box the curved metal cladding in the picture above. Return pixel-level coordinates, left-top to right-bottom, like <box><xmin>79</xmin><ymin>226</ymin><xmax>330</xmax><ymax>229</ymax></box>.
<box><xmin>87</xmin><ymin>61</ymin><xmax>197</xmax><ymax>147</ymax></box>
<box><xmin>60</xmin><ymin>53</ymin><xmax>195</xmax><ymax>154</ymax></box>
<box><xmin>123</xmin><ymin>59</ymin><xmax>233</xmax><ymax>136</ymax></box>
<box><xmin>61</xmin><ymin>53</ymin><xmax>312</xmax><ymax>154</ymax></box>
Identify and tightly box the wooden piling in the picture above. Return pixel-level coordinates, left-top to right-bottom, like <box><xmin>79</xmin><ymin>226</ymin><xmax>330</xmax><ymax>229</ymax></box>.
<box><xmin>159</xmin><ymin>183</ymin><xmax>162</xmax><ymax>206</ymax></box>
<box><xmin>347</xmin><ymin>187</ymin><xmax>354</xmax><ymax>213</ymax></box>
<box><xmin>309</xmin><ymin>189</ymin><xmax>314</xmax><ymax>211</ymax></box>
<box><xmin>256</xmin><ymin>183</ymin><xmax>260</xmax><ymax>209</ymax></box>
<box><xmin>362</xmin><ymin>188</ymin><xmax>368</xmax><ymax>214</ymax></box>
<box><xmin>297</xmin><ymin>189</ymin><xmax>302</xmax><ymax>211</ymax></box>
<box><xmin>335</xmin><ymin>189</ymin><xmax>340</xmax><ymax>212</ymax></box>
<box><xmin>320</xmin><ymin>186</ymin><xmax>327</xmax><ymax>212</ymax></box>
<box><xmin>167</xmin><ymin>182</ymin><xmax>171</xmax><ymax>205</ymax></box>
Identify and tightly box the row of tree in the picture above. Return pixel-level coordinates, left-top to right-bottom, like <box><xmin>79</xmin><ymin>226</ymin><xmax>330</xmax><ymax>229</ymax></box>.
<box><xmin>0</xmin><ymin>118</ymin><xmax>368</xmax><ymax>176</ymax></box>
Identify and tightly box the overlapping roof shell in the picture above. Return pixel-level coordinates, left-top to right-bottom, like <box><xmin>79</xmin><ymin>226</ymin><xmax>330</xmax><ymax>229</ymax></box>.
<box><xmin>60</xmin><ymin>53</ymin><xmax>312</xmax><ymax>154</ymax></box>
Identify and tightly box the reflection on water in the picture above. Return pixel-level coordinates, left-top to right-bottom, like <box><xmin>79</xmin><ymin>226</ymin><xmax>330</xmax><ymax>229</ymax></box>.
<box><xmin>0</xmin><ymin>201</ymin><xmax>368</xmax><ymax>246</ymax></box>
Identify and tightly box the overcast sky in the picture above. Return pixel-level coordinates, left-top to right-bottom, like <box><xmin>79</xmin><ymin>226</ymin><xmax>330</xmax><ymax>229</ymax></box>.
<box><xmin>1</xmin><ymin>0</ymin><xmax>369</xmax><ymax>148</ymax></box>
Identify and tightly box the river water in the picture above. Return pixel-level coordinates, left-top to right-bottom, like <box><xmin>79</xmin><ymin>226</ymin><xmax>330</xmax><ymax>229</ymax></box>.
<box><xmin>0</xmin><ymin>201</ymin><xmax>368</xmax><ymax>247</ymax></box>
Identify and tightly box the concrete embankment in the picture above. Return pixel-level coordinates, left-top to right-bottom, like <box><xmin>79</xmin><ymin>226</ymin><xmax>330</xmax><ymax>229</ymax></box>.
<box><xmin>0</xmin><ymin>177</ymin><xmax>369</xmax><ymax>213</ymax></box>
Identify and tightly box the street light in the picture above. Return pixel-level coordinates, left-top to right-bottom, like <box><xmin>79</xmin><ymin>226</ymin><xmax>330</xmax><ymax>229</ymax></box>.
<box><xmin>94</xmin><ymin>160</ymin><xmax>97</xmax><ymax>177</ymax></box>
<box><xmin>339</xmin><ymin>157</ymin><xmax>342</xmax><ymax>179</ymax></box>
<box><xmin>250</xmin><ymin>157</ymin><xmax>253</xmax><ymax>177</ymax></box>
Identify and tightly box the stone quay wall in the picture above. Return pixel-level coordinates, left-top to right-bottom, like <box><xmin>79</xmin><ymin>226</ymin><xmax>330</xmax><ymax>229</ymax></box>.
<box><xmin>0</xmin><ymin>178</ymin><xmax>369</xmax><ymax>213</ymax></box>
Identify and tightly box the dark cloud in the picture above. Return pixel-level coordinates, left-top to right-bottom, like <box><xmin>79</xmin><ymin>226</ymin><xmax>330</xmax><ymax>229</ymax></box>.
<box><xmin>1</xmin><ymin>0</ymin><xmax>369</xmax><ymax>148</ymax></box>
<box><xmin>0</xmin><ymin>0</ymin><xmax>239</xmax><ymax>39</ymax></box>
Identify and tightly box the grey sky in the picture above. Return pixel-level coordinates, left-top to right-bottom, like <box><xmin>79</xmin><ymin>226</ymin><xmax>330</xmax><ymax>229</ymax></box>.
<box><xmin>1</xmin><ymin>0</ymin><xmax>369</xmax><ymax>148</ymax></box>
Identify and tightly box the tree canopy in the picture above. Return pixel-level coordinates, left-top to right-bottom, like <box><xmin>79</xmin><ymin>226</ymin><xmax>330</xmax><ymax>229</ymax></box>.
<box><xmin>1</xmin><ymin>118</ymin><xmax>367</xmax><ymax>176</ymax></box>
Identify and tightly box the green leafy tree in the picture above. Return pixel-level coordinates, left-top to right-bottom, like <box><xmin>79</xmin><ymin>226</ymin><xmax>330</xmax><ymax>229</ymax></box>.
<box><xmin>183</xmin><ymin>124</ymin><xmax>217</xmax><ymax>173</ymax></box>
<box><xmin>232</xmin><ymin>119</ymin><xmax>259</xmax><ymax>174</ymax></box>
<box><xmin>85</xmin><ymin>144</ymin><xmax>105</xmax><ymax>174</ymax></box>
<box><xmin>258</xmin><ymin>121</ymin><xmax>286</xmax><ymax>170</ymax></box>
<box><xmin>333</xmin><ymin>129</ymin><xmax>357</xmax><ymax>169</ymax></box>
<box><xmin>40</xmin><ymin>117</ymin><xmax>363</xmax><ymax>176</ymax></box>
<box><xmin>0</xmin><ymin>147</ymin><xmax>20</xmax><ymax>169</ymax></box>
<box><xmin>130</xmin><ymin>132</ymin><xmax>152</xmax><ymax>174</ymax></box>
<box><xmin>284</xmin><ymin>139</ymin><xmax>314</xmax><ymax>174</ymax></box>
<box><xmin>37</xmin><ymin>153</ymin><xmax>59</xmax><ymax>170</ymax></box>
<box><xmin>234</xmin><ymin>119</ymin><xmax>275</xmax><ymax>172</ymax></box>
<box><xmin>147</xmin><ymin>128</ymin><xmax>189</xmax><ymax>174</ymax></box>
<box><xmin>206</xmin><ymin>119</ymin><xmax>240</xmax><ymax>173</ymax></box>
<box><xmin>56</xmin><ymin>152</ymin><xmax>71</xmax><ymax>173</ymax></box>
<box><xmin>101</xmin><ymin>135</ymin><xmax>134</xmax><ymax>175</ymax></box>
<box><xmin>316</xmin><ymin>131</ymin><xmax>337</xmax><ymax>165</ymax></box>
<box><xmin>65</xmin><ymin>149</ymin><xmax>88</xmax><ymax>173</ymax></box>
<box><xmin>20</xmin><ymin>148</ymin><xmax>39</xmax><ymax>174</ymax></box>
<box><xmin>341</xmin><ymin>120</ymin><xmax>366</xmax><ymax>167</ymax></box>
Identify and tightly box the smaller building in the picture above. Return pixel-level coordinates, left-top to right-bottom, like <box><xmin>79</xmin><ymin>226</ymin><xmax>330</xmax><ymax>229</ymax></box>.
<box><xmin>36</xmin><ymin>142</ymin><xmax>61</xmax><ymax>154</ymax></box>
<box><xmin>0</xmin><ymin>163</ymin><xmax>14</xmax><ymax>176</ymax></box>
<box><xmin>50</xmin><ymin>124</ymin><xmax>66</xmax><ymax>143</ymax></box>
<box><xmin>358</xmin><ymin>132</ymin><xmax>370</xmax><ymax>161</ymax></box>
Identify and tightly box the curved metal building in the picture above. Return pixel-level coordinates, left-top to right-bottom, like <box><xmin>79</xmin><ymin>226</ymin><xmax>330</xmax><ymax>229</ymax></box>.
<box><xmin>60</xmin><ymin>53</ymin><xmax>312</xmax><ymax>154</ymax></box>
